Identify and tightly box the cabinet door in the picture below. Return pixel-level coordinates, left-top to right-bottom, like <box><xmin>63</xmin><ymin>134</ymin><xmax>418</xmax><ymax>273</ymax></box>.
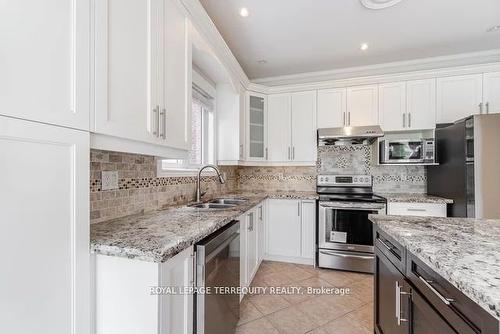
<box><xmin>247</xmin><ymin>93</ymin><xmax>267</xmax><ymax>160</ymax></box>
<box><xmin>406</xmin><ymin>79</ymin><xmax>436</xmax><ymax>130</ymax></box>
<box><xmin>94</xmin><ymin>0</ymin><xmax>161</xmax><ymax>143</ymax></box>
<box><xmin>483</xmin><ymin>72</ymin><xmax>500</xmax><ymax>114</ymax></box>
<box><xmin>257</xmin><ymin>203</ymin><xmax>266</xmax><ymax>263</ymax></box>
<box><xmin>239</xmin><ymin>88</ymin><xmax>247</xmax><ymax>159</ymax></box>
<box><xmin>0</xmin><ymin>0</ymin><xmax>90</xmax><ymax>130</ymax></box>
<box><xmin>436</xmin><ymin>74</ymin><xmax>483</xmax><ymax>123</ymax></box>
<box><xmin>410</xmin><ymin>287</ymin><xmax>456</xmax><ymax>334</ymax></box>
<box><xmin>159</xmin><ymin>246</ymin><xmax>194</xmax><ymax>334</ymax></box>
<box><xmin>246</xmin><ymin>210</ymin><xmax>259</xmax><ymax>281</ymax></box>
<box><xmin>239</xmin><ymin>213</ymin><xmax>248</xmax><ymax>289</ymax></box>
<box><xmin>291</xmin><ymin>91</ymin><xmax>317</xmax><ymax>162</ymax></box>
<box><xmin>300</xmin><ymin>201</ymin><xmax>316</xmax><ymax>260</ymax></box>
<box><xmin>346</xmin><ymin>85</ymin><xmax>379</xmax><ymax>126</ymax></box>
<box><xmin>0</xmin><ymin>117</ymin><xmax>90</xmax><ymax>334</ymax></box>
<box><xmin>374</xmin><ymin>250</ymin><xmax>409</xmax><ymax>334</ymax></box>
<box><xmin>379</xmin><ymin>82</ymin><xmax>406</xmax><ymax>132</ymax></box>
<box><xmin>267</xmin><ymin>94</ymin><xmax>291</xmax><ymax>161</ymax></box>
<box><xmin>162</xmin><ymin>0</ymin><xmax>191</xmax><ymax>150</ymax></box>
<box><xmin>317</xmin><ymin>88</ymin><xmax>346</xmax><ymax>127</ymax></box>
<box><xmin>266</xmin><ymin>199</ymin><xmax>301</xmax><ymax>258</ymax></box>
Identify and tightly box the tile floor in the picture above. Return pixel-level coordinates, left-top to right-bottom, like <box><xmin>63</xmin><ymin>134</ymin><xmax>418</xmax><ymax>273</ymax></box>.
<box><xmin>236</xmin><ymin>261</ymin><xmax>374</xmax><ymax>334</ymax></box>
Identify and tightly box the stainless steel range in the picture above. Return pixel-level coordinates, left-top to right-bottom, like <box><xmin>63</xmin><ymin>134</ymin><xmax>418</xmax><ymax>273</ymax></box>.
<box><xmin>317</xmin><ymin>174</ymin><xmax>386</xmax><ymax>273</ymax></box>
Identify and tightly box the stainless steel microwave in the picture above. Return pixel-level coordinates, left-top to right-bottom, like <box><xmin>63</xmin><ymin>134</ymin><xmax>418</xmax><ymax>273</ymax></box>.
<box><xmin>379</xmin><ymin>139</ymin><xmax>435</xmax><ymax>164</ymax></box>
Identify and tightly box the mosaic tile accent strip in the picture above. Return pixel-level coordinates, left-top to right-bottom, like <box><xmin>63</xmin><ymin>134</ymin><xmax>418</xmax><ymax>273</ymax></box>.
<box><xmin>237</xmin><ymin>166</ymin><xmax>316</xmax><ymax>192</ymax></box>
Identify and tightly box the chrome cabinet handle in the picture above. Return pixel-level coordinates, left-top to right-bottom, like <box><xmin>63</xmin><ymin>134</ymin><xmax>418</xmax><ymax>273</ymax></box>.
<box><xmin>407</xmin><ymin>208</ymin><xmax>426</xmax><ymax>212</ymax></box>
<box><xmin>152</xmin><ymin>106</ymin><xmax>159</xmax><ymax>136</ymax></box>
<box><xmin>259</xmin><ymin>206</ymin><xmax>263</xmax><ymax>220</ymax></box>
<box><xmin>395</xmin><ymin>281</ymin><xmax>410</xmax><ymax>325</ymax></box>
<box><xmin>403</xmin><ymin>113</ymin><xmax>406</xmax><ymax>128</ymax></box>
<box><xmin>247</xmin><ymin>213</ymin><xmax>253</xmax><ymax>231</ymax></box>
<box><xmin>348</xmin><ymin>112</ymin><xmax>351</xmax><ymax>126</ymax></box>
<box><xmin>319</xmin><ymin>250</ymin><xmax>374</xmax><ymax>260</ymax></box>
<box><xmin>297</xmin><ymin>202</ymin><xmax>300</xmax><ymax>216</ymax></box>
<box><xmin>159</xmin><ymin>108</ymin><xmax>166</xmax><ymax>139</ymax></box>
<box><xmin>486</xmin><ymin>102</ymin><xmax>490</xmax><ymax>114</ymax></box>
<box><xmin>342</xmin><ymin>112</ymin><xmax>346</xmax><ymax>126</ymax></box>
<box><xmin>292</xmin><ymin>146</ymin><xmax>295</xmax><ymax>160</ymax></box>
<box><xmin>408</xmin><ymin>113</ymin><xmax>411</xmax><ymax>128</ymax></box>
<box><xmin>288</xmin><ymin>147</ymin><xmax>291</xmax><ymax>160</ymax></box>
<box><xmin>418</xmin><ymin>276</ymin><xmax>454</xmax><ymax>305</ymax></box>
<box><xmin>162</xmin><ymin>108</ymin><xmax>166</xmax><ymax>139</ymax></box>
<box><xmin>479</xmin><ymin>102</ymin><xmax>483</xmax><ymax>114</ymax></box>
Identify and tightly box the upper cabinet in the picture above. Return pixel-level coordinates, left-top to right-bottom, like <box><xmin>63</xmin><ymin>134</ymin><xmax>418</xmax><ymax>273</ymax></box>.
<box><xmin>436</xmin><ymin>74</ymin><xmax>483</xmax><ymax>123</ymax></box>
<box><xmin>266</xmin><ymin>91</ymin><xmax>317</xmax><ymax>163</ymax></box>
<box><xmin>483</xmin><ymin>72</ymin><xmax>500</xmax><ymax>114</ymax></box>
<box><xmin>378</xmin><ymin>82</ymin><xmax>406</xmax><ymax>132</ymax></box>
<box><xmin>379</xmin><ymin>79</ymin><xmax>436</xmax><ymax>132</ymax></box>
<box><xmin>317</xmin><ymin>88</ymin><xmax>346</xmax><ymax>128</ymax></box>
<box><xmin>0</xmin><ymin>0</ymin><xmax>90</xmax><ymax>130</ymax></box>
<box><xmin>93</xmin><ymin>0</ymin><xmax>191</xmax><ymax>150</ymax></box>
<box><xmin>346</xmin><ymin>85</ymin><xmax>379</xmax><ymax>126</ymax></box>
<box><xmin>246</xmin><ymin>92</ymin><xmax>268</xmax><ymax>160</ymax></box>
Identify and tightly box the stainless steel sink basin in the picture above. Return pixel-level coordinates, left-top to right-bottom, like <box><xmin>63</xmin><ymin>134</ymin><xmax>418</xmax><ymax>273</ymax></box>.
<box><xmin>209</xmin><ymin>198</ymin><xmax>248</xmax><ymax>205</ymax></box>
<box><xmin>188</xmin><ymin>203</ymin><xmax>237</xmax><ymax>209</ymax></box>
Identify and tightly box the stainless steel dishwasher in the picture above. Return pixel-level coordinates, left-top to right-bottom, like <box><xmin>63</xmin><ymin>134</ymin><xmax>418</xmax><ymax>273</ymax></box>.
<box><xmin>196</xmin><ymin>220</ymin><xmax>240</xmax><ymax>334</ymax></box>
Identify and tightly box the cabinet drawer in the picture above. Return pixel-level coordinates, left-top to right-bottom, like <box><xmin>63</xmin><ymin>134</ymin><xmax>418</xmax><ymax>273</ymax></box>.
<box><xmin>387</xmin><ymin>202</ymin><xmax>446</xmax><ymax>217</ymax></box>
<box><xmin>407</xmin><ymin>254</ymin><xmax>499</xmax><ymax>334</ymax></box>
<box><xmin>374</xmin><ymin>228</ymin><xmax>406</xmax><ymax>274</ymax></box>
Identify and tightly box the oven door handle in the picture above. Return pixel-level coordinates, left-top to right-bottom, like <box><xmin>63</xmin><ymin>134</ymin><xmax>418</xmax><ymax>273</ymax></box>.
<box><xmin>319</xmin><ymin>250</ymin><xmax>374</xmax><ymax>260</ymax></box>
<box><xmin>319</xmin><ymin>203</ymin><xmax>386</xmax><ymax>211</ymax></box>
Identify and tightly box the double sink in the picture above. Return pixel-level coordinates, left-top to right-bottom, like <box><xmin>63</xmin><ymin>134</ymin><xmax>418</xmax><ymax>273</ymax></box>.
<box><xmin>188</xmin><ymin>197</ymin><xmax>248</xmax><ymax>209</ymax></box>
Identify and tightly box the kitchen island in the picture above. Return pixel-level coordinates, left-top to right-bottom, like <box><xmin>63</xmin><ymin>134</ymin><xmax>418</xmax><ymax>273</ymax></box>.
<box><xmin>369</xmin><ymin>214</ymin><xmax>500</xmax><ymax>334</ymax></box>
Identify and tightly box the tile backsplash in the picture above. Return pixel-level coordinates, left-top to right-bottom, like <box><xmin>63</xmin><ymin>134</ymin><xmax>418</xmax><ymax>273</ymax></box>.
<box><xmin>90</xmin><ymin>150</ymin><xmax>238</xmax><ymax>224</ymax></box>
<box><xmin>91</xmin><ymin>144</ymin><xmax>426</xmax><ymax>223</ymax></box>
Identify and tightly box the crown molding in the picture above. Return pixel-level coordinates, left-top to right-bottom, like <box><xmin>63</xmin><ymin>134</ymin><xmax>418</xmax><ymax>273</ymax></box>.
<box><xmin>179</xmin><ymin>0</ymin><xmax>250</xmax><ymax>89</ymax></box>
<box><xmin>252</xmin><ymin>49</ymin><xmax>500</xmax><ymax>87</ymax></box>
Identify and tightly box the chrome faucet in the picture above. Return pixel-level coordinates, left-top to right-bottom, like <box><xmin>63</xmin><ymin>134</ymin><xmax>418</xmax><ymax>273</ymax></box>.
<box><xmin>196</xmin><ymin>165</ymin><xmax>225</xmax><ymax>203</ymax></box>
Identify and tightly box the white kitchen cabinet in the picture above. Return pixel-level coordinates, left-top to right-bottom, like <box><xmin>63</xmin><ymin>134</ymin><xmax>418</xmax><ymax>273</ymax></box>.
<box><xmin>387</xmin><ymin>202</ymin><xmax>447</xmax><ymax>217</ymax></box>
<box><xmin>240</xmin><ymin>204</ymin><xmax>264</xmax><ymax>291</ymax></box>
<box><xmin>378</xmin><ymin>82</ymin><xmax>407</xmax><ymax>132</ymax></box>
<box><xmin>266</xmin><ymin>199</ymin><xmax>316</xmax><ymax>264</ymax></box>
<box><xmin>95</xmin><ymin>247</ymin><xmax>194</xmax><ymax>334</ymax></box>
<box><xmin>0</xmin><ymin>116</ymin><xmax>90</xmax><ymax>334</ymax></box>
<box><xmin>482</xmin><ymin>72</ymin><xmax>500</xmax><ymax>114</ymax></box>
<box><xmin>406</xmin><ymin>79</ymin><xmax>437</xmax><ymax>130</ymax></box>
<box><xmin>267</xmin><ymin>94</ymin><xmax>291</xmax><ymax>161</ymax></box>
<box><xmin>246</xmin><ymin>209</ymin><xmax>259</xmax><ymax>282</ymax></box>
<box><xmin>246</xmin><ymin>92</ymin><xmax>268</xmax><ymax>160</ymax></box>
<box><xmin>0</xmin><ymin>0</ymin><xmax>90</xmax><ymax>130</ymax></box>
<box><xmin>300</xmin><ymin>200</ymin><xmax>316</xmax><ymax>260</ymax></box>
<box><xmin>291</xmin><ymin>91</ymin><xmax>317</xmax><ymax>162</ymax></box>
<box><xmin>239</xmin><ymin>87</ymin><xmax>247</xmax><ymax>160</ymax></box>
<box><xmin>346</xmin><ymin>85</ymin><xmax>379</xmax><ymax>126</ymax></box>
<box><xmin>317</xmin><ymin>88</ymin><xmax>347</xmax><ymax>128</ymax></box>
<box><xmin>266</xmin><ymin>91</ymin><xmax>317</xmax><ymax>163</ymax></box>
<box><xmin>436</xmin><ymin>74</ymin><xmax>483</xmax><ymax>123</ymax></box>
<box><xmin>94</xmin><ymin>0</ymin><xmax>191</xmax><ymax>150</ymax></box>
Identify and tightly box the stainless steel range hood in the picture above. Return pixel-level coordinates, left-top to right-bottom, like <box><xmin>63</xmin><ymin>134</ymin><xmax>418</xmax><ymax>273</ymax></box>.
<box><xmin>318</xmin><ymin>125</ymin><xmax>384</xmax><ymax>145</ymax></box>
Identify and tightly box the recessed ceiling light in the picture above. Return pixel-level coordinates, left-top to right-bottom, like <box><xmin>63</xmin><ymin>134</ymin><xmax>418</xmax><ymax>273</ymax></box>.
<box><xmin>360</xmin><ymin>43</ymin><xmax>369</xmax><ymax>51</ymax></box>
<box><xmin>360</xmin><ymin>0</ymin><xmax>404</xmax><ymax>9</ymax></box>
<box><xmin>257</xmin><ymin>59</ymin><xmax>267</xmax><ymax>64</ymax></box>
<box><xmin>487</xmin><ymin>25</ymin><xmax>500</xmax><ymax>33</ymax></box>
<box><xmin>239</xmin><ymin>7</ymin><xmax>249</xmax><ymax>17</ymax></box>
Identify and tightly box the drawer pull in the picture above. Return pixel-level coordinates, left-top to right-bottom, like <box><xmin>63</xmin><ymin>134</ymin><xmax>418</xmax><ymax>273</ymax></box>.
<box><xmin>407</xmin><ymin>208</ymin><xmax>427</xmax><ymax>212</ymax></box>
<box><xmin>418</xmin><ymin>276</ymin><xmax>454</xmax><ymax>305</ymax></box>
<box><xmin>378</xmin><ymin>237</ymin><xmax>393</xmax><ymax>252</ymax></box>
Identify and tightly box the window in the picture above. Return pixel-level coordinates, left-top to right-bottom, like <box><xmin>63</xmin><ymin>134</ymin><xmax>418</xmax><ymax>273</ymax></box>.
<box><xmin>160</xmin><ymin>84</ymin><xmax>215</xmax><ymax>173</ymax></box>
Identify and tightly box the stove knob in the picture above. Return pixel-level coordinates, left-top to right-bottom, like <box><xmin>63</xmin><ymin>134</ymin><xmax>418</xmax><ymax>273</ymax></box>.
<box><xmin>365</xmin><ymin>177</ymin><xmax>370</xmax><ymax>182</ymax></box>
<box><xmin>354</xmin><ymin>177</ymin><xmax>358</xmax><ymax>182</ymax></box>
<box><xmin>325</xmin><ymin>177</ymin><xmax>329</xmax><ymax>182</ymax></box>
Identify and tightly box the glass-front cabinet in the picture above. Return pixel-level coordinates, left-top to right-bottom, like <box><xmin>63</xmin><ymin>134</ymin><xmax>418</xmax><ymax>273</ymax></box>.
<box><xmin>246</xmin><ymin>92</ymin><xmax>267</xmax><ymax>160</ymax></box>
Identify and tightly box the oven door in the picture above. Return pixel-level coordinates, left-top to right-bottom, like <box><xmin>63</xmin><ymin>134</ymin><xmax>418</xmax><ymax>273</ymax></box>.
<box><xmin>385</xmin><ymin>140</ymin><xmax>424</xmax><ymax>163</ymax></box>
<box><xmin>318</xmin><ymin>202</ymin><xmax>385</xmax><ymax>253</ymax></box>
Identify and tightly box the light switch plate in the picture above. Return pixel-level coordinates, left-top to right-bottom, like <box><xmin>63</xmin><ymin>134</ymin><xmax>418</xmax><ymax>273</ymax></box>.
<box><xmin>102</xmin><ymin>171</ymin><xmax>118</xmax><ymax>191</ymax></box>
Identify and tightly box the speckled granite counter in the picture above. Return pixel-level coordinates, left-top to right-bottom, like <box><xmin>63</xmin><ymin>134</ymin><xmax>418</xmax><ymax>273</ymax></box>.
<box><xmin>377</xmin><ymin>193</ymin><xmax>453</xmax><ymax>204</ymax></box>
<box><xmin>369</xmin><ymin>214</ymin><xmax>500</xmax><ymax>319</ymax></box>
<box><xmin>90</xmin><ymin>191</ymin><xmax>318</xmax><ymax>263</ymax></box>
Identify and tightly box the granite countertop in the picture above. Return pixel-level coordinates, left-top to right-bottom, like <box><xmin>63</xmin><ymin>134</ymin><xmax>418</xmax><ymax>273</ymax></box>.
<box><xmin>377</xmin><ymin>193</ymin><xmax>453</xmax><ymax>204</ymax></box>
<box><xmin>369</xmin><ymin>214</ymin><xmax>500</xmax><ymax>319</ymax></box>
<box><xmin>90</xmin><ymin>191</ymin><xmax>318</xmax><ymax>263</ymax></box>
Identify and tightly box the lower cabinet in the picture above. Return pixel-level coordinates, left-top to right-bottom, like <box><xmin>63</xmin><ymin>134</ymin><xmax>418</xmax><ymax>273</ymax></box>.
<box><xmin>375</xmin><ymin>228</ymin><xmax>499</xmax><ymax>334</ymax></box>
<box><xmin>265</xmin><ymin>199</ymin><xmax>316</xmax><ymax>264</ymax></box>
<box><xmin>0</xmin><ymin>116</ymin><xmax>90</xmax><ymax>334</ymax></box>
<box><xmin>94</xmin><ymin>247</ymin><xmax>194</xmax><ymax>334</ymax></box>
<box><xmin>387</xmin><ymin>202</ymin><xmax>447</xmax><ymax>217</ymax></box>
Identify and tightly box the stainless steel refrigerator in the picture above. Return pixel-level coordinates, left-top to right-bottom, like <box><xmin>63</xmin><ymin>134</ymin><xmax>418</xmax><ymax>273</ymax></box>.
<box><xmin>427</xmin><ymin>114</ymin><xmax>500</xmax><ymax>219</ymax></box>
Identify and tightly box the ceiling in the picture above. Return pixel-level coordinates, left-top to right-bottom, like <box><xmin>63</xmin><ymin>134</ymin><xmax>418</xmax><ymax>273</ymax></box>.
<box><xmin>199</xmin><ymin>0</ymin><xmax>500</xmax><ymax>80</ymax></box>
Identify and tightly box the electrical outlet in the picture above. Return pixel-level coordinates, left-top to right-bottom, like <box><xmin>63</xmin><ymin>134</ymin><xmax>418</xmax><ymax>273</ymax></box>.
<box><xmin>102</xmin><ymin>171</ymin><xmax>118</xmax><ymax>191</ymax></box>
